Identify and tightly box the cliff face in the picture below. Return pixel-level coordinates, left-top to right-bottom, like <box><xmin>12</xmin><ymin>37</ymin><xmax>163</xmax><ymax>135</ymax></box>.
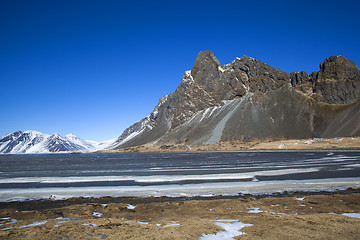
<box><xmin>113</xmin><ymin>51</ymin><xmax>360</xmax><ymax>148</ymax></box>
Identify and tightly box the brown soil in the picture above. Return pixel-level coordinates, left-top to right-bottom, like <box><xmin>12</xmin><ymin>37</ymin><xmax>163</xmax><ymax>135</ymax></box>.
<box><xmin>1</xmin><ymin>189</ymin><xmax>360</xmax><ymax>239</ymax></box>
<box><xmin>98</xmin><ymin>137</ymin><xmax>360</xmax><ymax>153</ymax></box>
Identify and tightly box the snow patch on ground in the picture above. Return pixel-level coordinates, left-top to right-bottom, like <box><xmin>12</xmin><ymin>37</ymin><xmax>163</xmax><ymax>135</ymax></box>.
<box><xmin>327</xmin><ymin>212</ymin><xmax>360</xmax><ymax>219</ymax></box>
<box><xmin>1</xmin><ymin>220</ymin><xmax>49</xmax><ymax>231</ymax></box>
<box><xmin>0</xmin><ymin>219</ymin><xmax>48</xmax><ymax>231</ymax></box>
<box><xmin>137</xmin><ymin>220</ymin><xmax>149</xmax><ymax>225</ymax></box>
<box><xmin>199</xmin><ymin>219</ymin><xmax>252</xmax><ymax>240</ymax></box>
<box><xmin>342</xmin><ymin>213</ymin><xmax>360</xmax><ymax>219</ymax></box>
<box><xmin>92</xmin><ymin>212</ymin><xmax>103</xmax><ymax>217</ymax></box>
<box><xmin>247</xmin><ymin>208</ymin><xmax>263</xmax><ymax>214</ymax></box>
<box><xmin>247</xmin><ymin>207</ymin><xmax>288</xmax><ymax>215</ymax></box>
<box><xmin>82</xmin><ymin>223</ymin><xmax>97</xmax><ymax>227</ymax></box>
<box><xmin>127</xmin><ymin>204</ymin><xmax>136</xmax><ymax>210</ymax></box>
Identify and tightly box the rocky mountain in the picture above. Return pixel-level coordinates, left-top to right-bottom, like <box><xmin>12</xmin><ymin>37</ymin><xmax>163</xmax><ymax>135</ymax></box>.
<box><xmin>113</xmin><ymin>51</ymin><xmax>360</xmax><ymax>149</ymax></box>
<box><xmin>0</xmin><ymin>131</ymin><xmax>115</xmax><ymax>154</ymax></box>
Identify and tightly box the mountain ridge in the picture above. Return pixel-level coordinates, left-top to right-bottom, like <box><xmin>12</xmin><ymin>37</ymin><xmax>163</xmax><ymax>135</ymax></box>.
<box><xmin>112</xmin><ymin>50</ymin><xmax>360</xmax><ymax>149</ymax></box>
<box><xmin>0</xmin><ymin>130</ymin><xmax>115</xmax><ymax>154</ymax></box>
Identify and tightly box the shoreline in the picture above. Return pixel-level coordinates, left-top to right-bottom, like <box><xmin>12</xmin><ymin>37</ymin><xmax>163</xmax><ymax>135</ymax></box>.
<box><xmin>1</xmin><ymin>188</ymin><xmax>360</xmax><ymax>239</ymax></box>
<box><xmin>1</xmin><ymin>187</ymin><xmax>360</xmax><ymax>207</ymax></box>
<box><xmin>1</xmin><ymin>137</ymin><xmax>360</xmax><ymax>155</ymax></box>
<box><xmin>97</xmin><ymin>136</ymin><xmax>360</xmax><ymax>154</ymax></box>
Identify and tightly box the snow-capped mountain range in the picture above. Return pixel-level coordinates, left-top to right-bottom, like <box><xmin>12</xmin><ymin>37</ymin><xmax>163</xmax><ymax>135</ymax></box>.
<box><xmin>0</xmin><ymin>130</ymin><xmax>115</xmax><ymax>154</ymax></box>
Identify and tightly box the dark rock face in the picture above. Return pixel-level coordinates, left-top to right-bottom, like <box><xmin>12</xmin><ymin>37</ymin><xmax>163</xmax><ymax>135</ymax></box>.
<box><xmin>113</xmin><ymin>51</ymin><xmax>360</xmax><ymax>148</ymax></box>
<box><xmin>319</xmin><ymin>56</ymin><xmax>359</xmax><ymax>80</ymax></box>
<box><xmin>290</xmin><ymin>71</ymin><xmax>313</xmax><ymax>94</ymax></box>
<box><xmin>311</xmin><ymin>56</ymin><xmax>360</xmax><ymax>104</ymax></box>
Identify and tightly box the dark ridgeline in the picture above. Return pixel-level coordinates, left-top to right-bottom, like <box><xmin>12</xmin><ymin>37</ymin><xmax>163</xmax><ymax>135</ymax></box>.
<box><xmin>113</xmin><ymin>51</ymin><xmax>360</xmax><ymax>149</ymax></box>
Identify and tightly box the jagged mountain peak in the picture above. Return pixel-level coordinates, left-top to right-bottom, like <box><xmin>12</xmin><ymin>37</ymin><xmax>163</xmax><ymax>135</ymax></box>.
<box><xmin>318</xmin><ymin>55</ymin><xmax>359</xmax><ymax>80</ymax></box>
<box><xmin>112</xmin><ymin>51</ymin><xmax>360</xmax><ymax>149</ymax></box>
<box><xmin>23</xmin><ymin>130</ymin><xmax>43</xmax><ymax>134</ymax></box>
<box><xmin>66</xmin><ymin>133</ymin><xmax>78</xmax><ymax>139</ymax></box>
<box><xmin>322</xmin><ymin>55</ymin><xmax>358</xmax><ymax>69</ymax></box>
<box><xmin>50</xmin><ymin>133</ymin><xmax>62</xmax><ymax>138</ymax></box>
<box><xmin>191</xmin><ymin>50</ymin><xmax>221</xmax><ymax>86</ymax></box>
<box><xmin>192</xmin><ymin>50</ymin><xmax>221</xmax><ymax>67</ymax></box>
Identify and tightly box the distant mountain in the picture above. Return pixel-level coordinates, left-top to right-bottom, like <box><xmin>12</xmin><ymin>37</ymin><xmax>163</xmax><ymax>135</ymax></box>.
<box><xmin>112</xmin><ymin>50</ymin><xmax>360</xmax><ymax>149</ymax></box>
<box><xmin>0</xmin><ymin>131</ymin><xmax>115</xmax><ymax>154</ymax></box>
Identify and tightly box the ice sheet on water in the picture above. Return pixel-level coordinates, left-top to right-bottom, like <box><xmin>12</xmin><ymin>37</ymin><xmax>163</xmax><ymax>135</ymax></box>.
<box><xmin>0</xmin><ymin>167</ymin><xmax>320</xmax><ymax>184</ymax></box>
<box><xmin>2</xmin><ymin>177</ymin><xmax>360</xmax><ymax>201</ymax></box>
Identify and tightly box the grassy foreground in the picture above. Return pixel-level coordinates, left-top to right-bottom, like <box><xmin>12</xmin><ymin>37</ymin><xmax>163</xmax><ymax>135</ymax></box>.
<box><xmin>0</xmin><ymin>189</ymin><xmax>359</xmax><ymax>239</ymax></box>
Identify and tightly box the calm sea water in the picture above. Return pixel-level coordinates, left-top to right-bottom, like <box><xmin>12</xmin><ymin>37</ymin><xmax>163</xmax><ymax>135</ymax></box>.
<box><xmin>0</xmin><ymin>151</ymin><xmax>359</xmax><ymax>201</ymax></box>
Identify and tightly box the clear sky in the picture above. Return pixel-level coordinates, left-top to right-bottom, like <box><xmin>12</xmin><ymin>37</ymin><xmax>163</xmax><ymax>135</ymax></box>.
<box><xmin>1</xmin><ymin>0</ymin><xmax>360</xmax><ymax>141</ymax></box>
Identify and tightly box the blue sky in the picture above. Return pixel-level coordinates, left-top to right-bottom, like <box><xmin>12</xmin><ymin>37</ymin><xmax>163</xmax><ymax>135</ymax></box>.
<box><xmin>1</xmin><ymin>0</ymin><xmax>360</xmax><ymax>141</ymax></box>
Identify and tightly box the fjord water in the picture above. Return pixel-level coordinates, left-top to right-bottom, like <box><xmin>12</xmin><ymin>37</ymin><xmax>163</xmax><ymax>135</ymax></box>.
<box><xmin>0</xmin><ymin>151</ymin><xmax>359</xmax><ymax>201</ymax></box>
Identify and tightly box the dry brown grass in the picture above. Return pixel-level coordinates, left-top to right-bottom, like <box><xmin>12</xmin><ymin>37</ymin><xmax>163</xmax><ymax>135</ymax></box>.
<box><xmin>1</xmin><ymin>190</ymin><xmax>360</xmax><ymax>239</ymax></box>
<box><xmin>98</xmin><ymin>137</ymin><xmax>360</xmax><ymax>154</ymax></box>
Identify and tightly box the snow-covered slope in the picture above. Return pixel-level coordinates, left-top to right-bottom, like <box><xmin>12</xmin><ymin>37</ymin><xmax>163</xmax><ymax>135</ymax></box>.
<box><xmin>0</xmin><ymin>131</ymin><xmax>115</xmax><ymax>154</ymax></box>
